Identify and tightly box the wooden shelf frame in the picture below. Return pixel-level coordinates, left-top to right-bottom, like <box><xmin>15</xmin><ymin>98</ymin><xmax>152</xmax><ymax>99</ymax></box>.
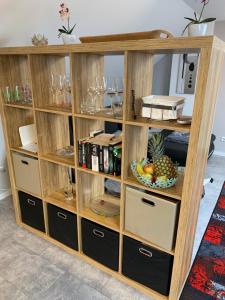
<box><xmin>0</xmin><ymin>36</ymin><xmax>224</xmax><ymax>300</ymax></box>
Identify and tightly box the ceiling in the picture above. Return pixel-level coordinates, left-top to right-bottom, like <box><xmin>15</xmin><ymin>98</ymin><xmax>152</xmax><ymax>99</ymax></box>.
<box><xmin>183</xmin><ymin>0</ymin><xmax>225</xmax><ymax>21</ymax></box>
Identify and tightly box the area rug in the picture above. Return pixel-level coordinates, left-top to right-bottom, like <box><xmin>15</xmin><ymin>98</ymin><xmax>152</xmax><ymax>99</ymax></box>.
<box><xmin>180</xmin><ymin>183</ymin><xmax>225</xmax><ymax>300</ymax></box>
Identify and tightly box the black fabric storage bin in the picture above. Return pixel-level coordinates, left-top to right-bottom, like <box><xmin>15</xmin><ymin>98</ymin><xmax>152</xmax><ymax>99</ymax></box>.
<box><xmin>122</xmin><ymin>236</ymin><xmax>174</xmax><ymax>296</ymax></box>
<box><xmin>47</xmin><ymin>204</ymin><xmax>78</xmax><ymax>250</ymax></box>
<box><xmin>18</xmin><ymin>191</ymin><xmax>45</xmax><ymax>232</ymax></box>
<box><xmin>81</xmin><ymin>218</ymin><xmax>119</xmax><ymax>271</ymax></box>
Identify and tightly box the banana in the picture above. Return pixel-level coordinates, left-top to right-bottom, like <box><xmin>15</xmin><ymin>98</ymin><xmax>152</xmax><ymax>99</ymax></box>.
<box><xmin>136</xmin><ymin>160</ymin><xmax>145</xmax><ymax>176</ymax></box>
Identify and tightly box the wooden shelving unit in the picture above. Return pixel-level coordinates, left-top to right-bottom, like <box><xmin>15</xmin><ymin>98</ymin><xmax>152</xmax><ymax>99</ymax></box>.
<box><xmin>0</xmin><ymin>36</ymin><xmax>224</xmax><ymax>300</ymax></box>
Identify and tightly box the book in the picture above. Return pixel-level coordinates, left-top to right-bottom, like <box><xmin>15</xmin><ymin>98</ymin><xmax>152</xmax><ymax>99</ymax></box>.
<box><xmin>86</xmin><ymin>142</ymin><xmax>92</xmax><ymax>169</ymax></box>
<box><xmin>103</xmin><ymin>146</ymin><xmax>109</xmax><ymax>174</ymax></box>
<box><xmin>89</xmin><ymin>129</ymin><xmax>104</xmax><ymax>138</ymax></box>
<box><xmin>91</xmin><ymin>144</ymin><xmax>100</xmax><ymax>172</ymax></box>
<box><xmin>113</xmin><ymin>144</ymin><xmax>122</xmax><ymax>176</ymax></box>
<box><xmin>99</xmin><ymin>145</ymin><xmax>104</xmax><ymax>172</ymax></box>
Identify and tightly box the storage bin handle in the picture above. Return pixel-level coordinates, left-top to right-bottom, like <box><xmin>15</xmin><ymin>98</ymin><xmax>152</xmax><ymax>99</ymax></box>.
<box><xmin>93</xmin><ymin>229</ymin><xmax>104</xmax><ymax>238</ymax></box>
<box><xmin>21</xmin><ymin>160</ymin><xmax>29</xmax><ymax>165</ymax></box>
<box><xmin>57</xmin><ymin>212</ymin><xmax>67</xmax><ymax>220</ymax></box>
<box><xmin>141</xmin><ymin>198</ymin><xmax>155</xmax><ymax>207</ymax></box>
<box><xmin>27</xmin><ymin>199</ymin><xmax>35</xmax><ymax>206</ymax></box>
<box><xmin>139</xmin><ymin>247</ymin><xmax>153</xmax><ymax>258</ymax></box>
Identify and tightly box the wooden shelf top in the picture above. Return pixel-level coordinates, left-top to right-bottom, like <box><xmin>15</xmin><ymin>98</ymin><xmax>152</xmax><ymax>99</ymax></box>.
<box><xmin>77</xmin><ymin>167</ymin><xmax>121</xmax><ymax>182</ymax></box>
<box><xmin>4</xmin><ymin>103</ymin><xmax>33</xmax><ymax>110</ymax></box>
<box><xmin>44</xmin><ymin>190</ymin><xmax>76</xmax><ymax>213</ymax></box>
<box><xmin>75</xmin><ymin>112</ymin><xmax>123</xmax><ymax>123</ymax></box>
<box><xmin>10</xmin><ymin>147</ymin><xmax>38</xmax><ymax>158</ymax></box>
<box><xmin>80</xmin><ymin>207</ymin><xmax>120</xmax><ymax>232</ymax></box>
<box><xmin>124</xmin><ymin>174</ymin><xmax>184</xmax><ymax>201</ymax></box>
<box><xmin>35</xmin><ymin>106</ymin><xmax>72</xmax><ymax>116</ymax></box>
<box><xmin>0</xmin><ymin>36</ymin><xmax>222</xmax><ymax>55</ymax></box>
<box><xmin>40</xmin><ymin>153</ymin><xmax>75</xmax><ymax>167</ymax></box>
<box><xmin>123</xmin><ymin>230</ymin><xmax>175</xmax><ymax>256</ymax></box>
<box><xmin>125</xmin><ymin>118</ymin><xmax>191</xmax><ymax>132</ymax></box>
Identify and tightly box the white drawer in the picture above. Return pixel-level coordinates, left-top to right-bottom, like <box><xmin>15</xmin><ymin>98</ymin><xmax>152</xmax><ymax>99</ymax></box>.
<box><xmin>12</xmin><ymin>152</ymin><xmax>41</xmax><ymax>197</ymax></box>
<box><xmin>125</xmin><ymin>187</ymin><xmax>179</xmax><ymax>251</ymax></box>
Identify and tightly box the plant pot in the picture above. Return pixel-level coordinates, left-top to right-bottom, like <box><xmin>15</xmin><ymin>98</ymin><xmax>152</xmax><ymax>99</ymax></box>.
<box><xmin>188</xmin><ymin>22</ymin><xmax>215</xmax><ymax>37</ymax></box>
<box><xmin>61</xmin><ymin>33</ymin><xmax>76</xmax><ymax>44</ymax></box>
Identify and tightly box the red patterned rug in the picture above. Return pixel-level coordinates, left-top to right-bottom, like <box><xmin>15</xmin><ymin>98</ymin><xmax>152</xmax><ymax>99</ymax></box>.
<box><xmin>180</xmin><ymin>183</ymin><xmax>225</xmax><ymax>300</ymax></box>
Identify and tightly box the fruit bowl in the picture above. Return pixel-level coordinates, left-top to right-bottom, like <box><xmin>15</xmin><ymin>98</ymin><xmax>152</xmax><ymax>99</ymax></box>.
<box><xmin>130</xmin><ymin>159</ymin><xmax>178</xmax><ymax>189</ymax></box>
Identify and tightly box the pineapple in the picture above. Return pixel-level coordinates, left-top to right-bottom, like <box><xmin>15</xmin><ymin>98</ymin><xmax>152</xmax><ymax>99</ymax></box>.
<box><xmin>148</xmin><ymin>132</ymin><xmax>177</xmax><ymax>179</ymax></box>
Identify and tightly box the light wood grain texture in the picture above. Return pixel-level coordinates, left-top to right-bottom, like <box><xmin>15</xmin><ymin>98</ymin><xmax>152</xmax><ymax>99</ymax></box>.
<box><xmin>125</xmin><ymin>51</ymin><xmax>153</xmax><ymax>120</ymax></box>
<box><xmin>0</xmin><ymin>36</ymin><xmax>219</xmax><ymax>56</ymax></box>
<box><xmin>44</xmin><ymin>189</ymin><xmax>76</xmax><ymax>213</ymax></box>
<box><xmin>10</xmin><ymin>147</ymin><xmax>38</xmax><ymax>158</ymax></box>
<box><xmin>169</xmin><ymin>47</ymin><xmax>225</xmax><ymax>300</ymax></box>
<box><xmin>73</xmin><ymin>53</ymin><xmax>104</xmax><ymax>113</ymax></box>
<box><xmin>35</xmin><ymin>111</ymin><xmax>72</xmax><ymax>156</ymax></box>
<box><xmin>0</xmin><ymin>37</ymin><xmax>225</xmax><ymax>300</ymax></box>
<box><xmin>3</xmin><ymin>106</ymin><xmax>34</xmax><ymax>148</ymax></box>
<box><xmin>4</xmin><ymin>103</ymin><xmax>33</xmax><ymax>110</ymax></box>
<box><xmin>29</xmin><ymin>54</ymin><xmax>67</xmax><ymax>109</ymax></box>
<box><xmin>79</xmin><ymin>30</ymin><xmax>173</xmax><ymax>43</ymax></box>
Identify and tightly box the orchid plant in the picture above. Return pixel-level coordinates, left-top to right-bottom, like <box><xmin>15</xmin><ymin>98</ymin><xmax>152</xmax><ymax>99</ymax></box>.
<box><xmin>183</xmin><ymin>0</ymin><xmax>216</xmax><ymax>34</ymax></box>
<box><xmin>58</xmin><ymin>3</ymin><xmax>76</xmax><ymax>37</ymax></box>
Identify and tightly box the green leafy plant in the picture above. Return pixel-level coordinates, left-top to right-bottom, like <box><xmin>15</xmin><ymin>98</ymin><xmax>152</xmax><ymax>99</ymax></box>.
<box><xmin>183</xmin><ymin>0</ymin><xmax>216</xmax><ymax>34</ymax></box>
<box><xmin>58</xmin><ymin>3</ymin><xmax>76</xmax><ymax>38</ymax></box>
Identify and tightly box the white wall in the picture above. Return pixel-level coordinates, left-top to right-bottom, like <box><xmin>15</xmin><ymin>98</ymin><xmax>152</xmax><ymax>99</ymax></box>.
<box><xmin>213</xmin><ymin>21</ymin><xmax>225</xmax><ymax>155</ymax></box>
<box><xmin>0</xmin><ymin>0</ymin><xmax>194</xmax><ymax>46</ymax></box>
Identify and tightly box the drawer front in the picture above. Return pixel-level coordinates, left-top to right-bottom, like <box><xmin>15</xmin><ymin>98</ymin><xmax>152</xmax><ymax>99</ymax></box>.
<box><xmin>18</xmin><ymin>191</ymin><xmax>45</xmax><ymax>232</ymax></box>
<box><xmin>81</xmin><ymin>218</ymin><xmax>119</xmax><ymax>271</ymax></box>
<box><xmin>125</xmin><ymin>187</ymin><xmax>179</xmax><ymax>251</ymax></box>
<box><xmin>122</xmin><ymin>236</ymin><xmax>173</xmax><ymax>296</ymax></box>
<box><xmin>12</xmin><ymin>152</ymin><xmax>41</xmax><ymax>196</ymax></box>
<box><xmin>48</xmin><ymin>204</ymin><xmax>78</xmax><ymax>250</ymax></box>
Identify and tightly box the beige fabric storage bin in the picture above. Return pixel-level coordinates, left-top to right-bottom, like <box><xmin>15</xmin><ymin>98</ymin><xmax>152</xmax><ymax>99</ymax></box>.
<box><xmin>12</xmin><ymin>152</ymin><xmax>41</xmax><ymax>197</ymax></box>
<box><xmin>125</xmin><ymin>187</ymin><xmax>179</xmax><ymax>251</ymax></box>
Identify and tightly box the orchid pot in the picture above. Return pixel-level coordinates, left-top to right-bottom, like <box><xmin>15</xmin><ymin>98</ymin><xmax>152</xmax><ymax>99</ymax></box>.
<box><xmin>61</xmin><ymin>33</ymin><xmax>76</xmax><ymax>44</ymax></box>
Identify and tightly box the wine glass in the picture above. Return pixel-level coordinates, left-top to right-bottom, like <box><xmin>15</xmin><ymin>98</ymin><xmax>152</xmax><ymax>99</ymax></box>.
<box><xmin>96</xmin><ymin>76</ymin><xmax>106</xmax><ymax>112</ymax></box>
<box><xmin>64</xmin><ymin>76</ymin><xmax>72</xmax><ymax>108</ymax></box>
<box><xmin>50</xmin><ymin>74</ymin><xmax>57</xmax><ymax>105</ymax></box>
<box><xmin>106</xmin><ymin>76</ymin><xmax>116</xmax><ymax>115</ymax></box>
<box><xmin>87</xmin><ymin>79</ymin><xmax>98</xmax><ymax>114</ymax></box>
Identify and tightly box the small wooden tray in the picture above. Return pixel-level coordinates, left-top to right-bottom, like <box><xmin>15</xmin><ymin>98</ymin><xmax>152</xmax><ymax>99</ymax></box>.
<box><xmin>79</xmin><ymin>29</ymin><xmax>173</xmax><ymax>43</ymax></box>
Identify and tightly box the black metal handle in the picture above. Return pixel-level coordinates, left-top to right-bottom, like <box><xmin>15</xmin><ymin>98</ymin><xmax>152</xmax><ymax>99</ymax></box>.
<box><xmin>141</xmin><ymin>198</ymin><xmax>155</xmax><ymax>207</ymax></box>
<box><xmin>27</xmin><ymin>199</ymin><xmax>35</xmax><ymax>206</ymax></box>
<box><xmin>21</xmin><ymin>160</ymin><xmax>29</xmax><ymax>165</ymax></box>
<box><xmin>139</xmin><ymin>248</ymin><xmax>153</xmax><ymax>258</ymax></box>
<box><xmin>93</xmin><ymin>229</ymin><xmax>104</xmax><ymax>238</ymax></box>
<box><xmin>57</xmin><ymin>212</ymin><xmax>67</xmax><ymax>220</ymax></box>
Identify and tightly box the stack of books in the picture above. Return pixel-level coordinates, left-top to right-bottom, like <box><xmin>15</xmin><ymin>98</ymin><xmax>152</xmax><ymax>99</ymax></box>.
<box><xmin>78</xmin><ymin>129</ymin><xmax>122</xmax><ymax>176</ymax></box>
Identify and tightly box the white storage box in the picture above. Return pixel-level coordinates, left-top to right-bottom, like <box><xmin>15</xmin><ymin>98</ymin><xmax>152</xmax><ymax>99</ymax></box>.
<box><xmin>12</xmin><ymin>152</ymin><xmax>42</xmax><ymax>196</ymax></box>
<box><xmin>141</xmin><ymin>95</ymin><xmax>185</xmax><ymax>120</ymax></box>
<box><xmin>125</xmin><ymin>186</ymin><xmax>179</xmax><ymax>251</ymax></box>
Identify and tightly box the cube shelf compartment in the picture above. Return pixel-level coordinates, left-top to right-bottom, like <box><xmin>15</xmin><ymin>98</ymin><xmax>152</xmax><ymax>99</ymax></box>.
<box><xmin>0</xmin><ymin>36</ymin><xmax>224</xmax><ymax>300</ymax></box>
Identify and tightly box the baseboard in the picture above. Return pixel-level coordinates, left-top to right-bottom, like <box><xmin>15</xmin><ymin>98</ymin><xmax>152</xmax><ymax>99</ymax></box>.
<box><xmin>214</xmin><ymin>151</ymin><xmax>225</xmax><ymax>157</ymax></box>
<box><xmin>0</xmin><ymin>189</ymin><xmax>11</xmax><ymax>200</ymax></box>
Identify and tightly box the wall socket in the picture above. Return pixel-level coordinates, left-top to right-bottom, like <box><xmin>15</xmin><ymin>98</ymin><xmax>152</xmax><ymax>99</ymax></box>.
<box><xmin>221</xmin><ymin>137</ymin><xmax>225</xmax><ymax>142</ymax></box>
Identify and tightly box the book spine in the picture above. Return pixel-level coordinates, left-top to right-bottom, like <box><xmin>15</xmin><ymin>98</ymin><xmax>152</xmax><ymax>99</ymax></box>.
<box><xmin>86</xmin><ymin>142</ymin><xmax>92</xmax><ymax>169</ymax></box>
<box><xmin>103</xmin><ymin>146</ymin><xmax>109</xmax><ymax>174</ymax></box>
<box><xmin>99</xmin><ymin>145</ymin><xmax>104</xmax><ymax>173</ymax></box>
<box><xmin>108</xmin><ymin>145</ymin><xmax>114</xmax><ymax>175</ymax></box>
<box><xmin>82</xmin><ymin>142</ymin><xmax>87</xmax><ymax>168</ymax></box>
<box><xmin>113</xmin><ymin>146</ymin><xmax>122</xmax><ymax>176</ymax></box>
<box><xmin>78</xmin><ymin>141</ymin><xmax>83</xmax><ymax>167</ymax></box>
<box><xmin>91</xmin><ymin>144</ymin><xmax>99</xmax><ymax>172</ymax></box>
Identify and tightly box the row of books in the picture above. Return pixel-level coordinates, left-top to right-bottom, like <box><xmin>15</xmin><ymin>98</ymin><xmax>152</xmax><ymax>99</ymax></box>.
<box><xmin>78</xmin><ymin>130</ymin><xmax>122</xmax><ymax>176</ymax></box>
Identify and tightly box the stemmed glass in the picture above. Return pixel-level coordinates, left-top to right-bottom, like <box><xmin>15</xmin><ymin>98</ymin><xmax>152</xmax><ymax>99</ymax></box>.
<box><xmin>106</xmin><ymin>76</ymin><xmax>116</xmax><ymax>115</ymax></box>
<box><xmin>96</xmin><ymin>76</ymin><xmax>106</xmax><ymax>112</ymax></box>
<box><xmin>50</xmin><ymin>74</ymin><xmax>58</xmax><ymax>105</ymax></box>
<box><xmin>87</xmin><ymin>79</ymin><xmax>98</xmax><ymax>114</ymax></box>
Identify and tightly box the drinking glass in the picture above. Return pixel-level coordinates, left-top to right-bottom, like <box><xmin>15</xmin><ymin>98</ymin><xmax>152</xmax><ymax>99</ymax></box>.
<box><xmin>64</xmin><ymin>76</ymin><xmax>72</xmax><ymax>108</ymax></box>
<box><xmin>64</xmin><ymin>169</ymin><xmax>73</xmax><ymax>202</ymax></box>
<box><xmin>80</xmin><ymin>96</ymin><xmax>88</xmax><ymax>113</ymax></box>
<box><xmin>96</xmin><ymin>76</ymin><xmax>106</xmax><ymax>111</ymax></box>
<box><xmin>15</xmin><ymin>85</ymin><xmax>23</xmax><ymax>103</ymax></box>
<box><xmin>2</xmin><ymin>86</ymin><xmax>12</xmax><ymax>103</ymax></box>
<box><xmin>106</xmin><ymin>76</ymin><xmax>116</xmax><ymax>114</ymax></box>
<box><xmin>23</xmin><ymin>84</ymin><xmax>32</xmax><ymax>104</ymax></box>
<box><xmin>87</xmin><ymin>80</ymin><xmax>98</xmax><ymax>114</ymax></box>
<box><xmin>112</xmin><ymin>100</ymin><xmax>123</xmax><ymax>119</ymax></box>
<box><xmin>115</xmin><ymin>77</ymin><xmax>124</xmax><ymax>98</ymax></box>
<box><xmin>50</xmin><ymin>74</ymin><xmax>57</xmax><ymax>104</ymax></box>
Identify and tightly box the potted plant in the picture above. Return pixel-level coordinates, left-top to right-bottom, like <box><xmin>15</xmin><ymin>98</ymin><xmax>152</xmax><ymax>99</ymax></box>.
<box><xmin>183</xmin><ymin>0</ymin><xmax>216</xmax><ymax>37</ymax></box>
<box><xmin>58</xmin><ymin>3</ymin><xmax>76</xmax><ymax>44</ymax></box>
